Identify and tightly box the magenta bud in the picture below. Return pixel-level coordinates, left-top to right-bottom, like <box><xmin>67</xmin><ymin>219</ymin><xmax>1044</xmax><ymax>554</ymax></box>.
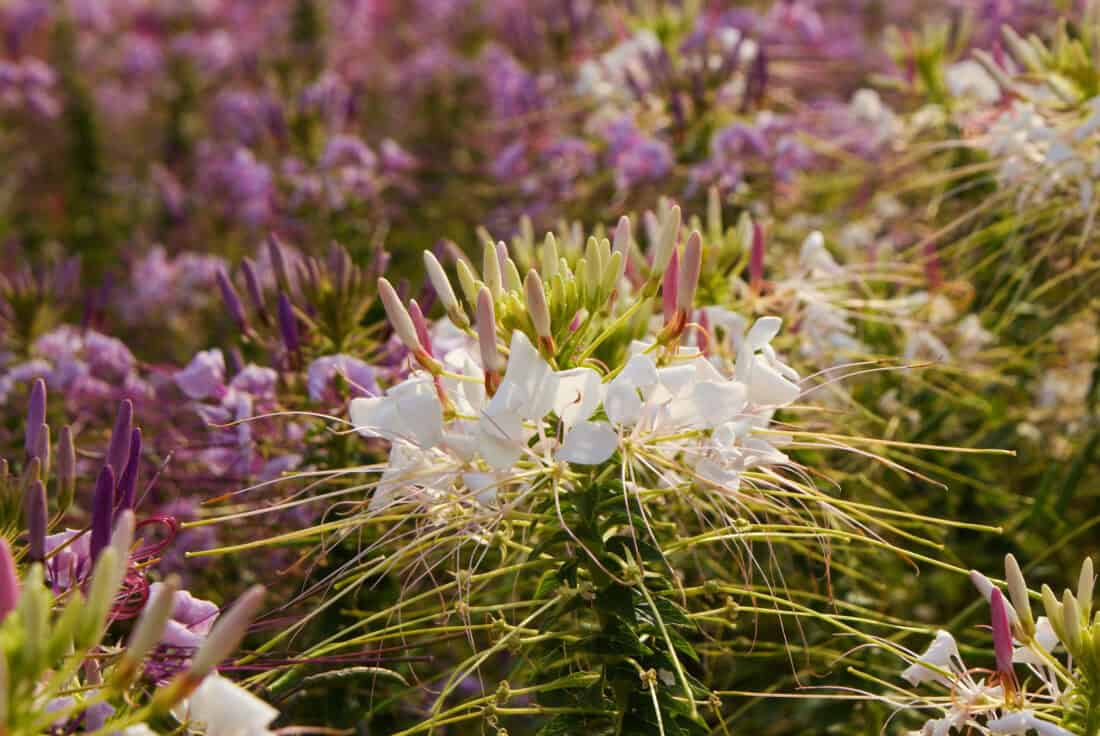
<box><xmin>749</xmin><ymin>222</ymin><xmax>765</xmax><ymax>290</ymax></box>
<box><xmin>0</xmin><ymin>539</ymin><xmax>19</xmax><ymax>620</ymax></box>
<box><xmin>990</xmin><ymin>588</ymin><xmax>1014</xmax><ymax>677</ymax></box>
<box><xmin>90</xmin><ymin>465</ymin><xmax>116</xmax><ymax>564</ymax></box>
<box><xmin>277</xmin><ymin>292</ymin><xmax>300</xmax><ymax>354</ymax></box>
<box><xmin>216</xmin><ymin>268</ymin><xmax>248</xmax><ymax>333</ymax></box>
<box><xmin>25</xmin><ymin>378</ymin><xmax>46</xmax><ymax>458</ymax></box>
<box><xmin>106</xmin><ymin>400</ymin><xmax>134</xmax><ymax>480</ymax></box>
<box><xmin>662</xmin><ymin>248</ymin><xmax>679</xmax><ymax>325</ymax></box>
<box><xmin>114</xmin><ymin>428</ymin><xmax>142</xmax><ymax>522</ymax></box>
<box><xmin>23</xmin><ymin>478</ymin><xmax>47</xmax><ymax>563</ymax></box>
<box><xmin>408</xmin><ymin>300</ymin><xmax>434</xmax><ymax>358</ymax></box>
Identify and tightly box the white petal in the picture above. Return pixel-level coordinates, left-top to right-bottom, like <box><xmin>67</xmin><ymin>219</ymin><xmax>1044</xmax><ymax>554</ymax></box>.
<box><xmin>691</xmin><ymin>380</ymin><xmax>747</xmax><ymax>428</ymax></box>
<box><xmin>987</xmin><ymin>711</ymin><xmax>1073</xmax><ymax>736</ymax></box>
<box><xmin>477</xmin><ymin>408</ymin><xmax>525</xmax><ymax>469</ymax></box>
<box><xmin>398</xmin><ymin>389</ymin><xmax>445</xmax><ymax>449</ymax></box>
<box><xmin>557</xmin><ymin>421</ymin><xmax>617</xmax><ymax>465</ymax></box>
<box><xmin>618</xmin><ymin>353</ymin><xmax>659</xmax><ymax>388</ymax></box>
<box><xmin>493</xmin><ymin>331</ymin><xmax>557</xmax><ymax>419</ymax></box>
<box><xmin>747</xmin><ymin>357</ymin><xmax>800</xmax><ymax>406</ymax></box>
<box><xmin>606</xmin><ymin>381</ymin><xmax>644</xmax><ymax>426</ymax></box>
<box><xmin>463</xmin><ymin>472</ymin><xmax>500</xmax><ymax>505</ymax></box>
<box><xmin>349</xmin><ymin>396</ymin><xmax>396</xmax><ymax>438</ymax></box>
<box><xmin>745</xmin><ymin>316</ymin><xmax>782</xmax><ymax>350</ymax></box>
<box><xmin>174</xmin><ymin>673</ymin><xmax>278</xmax><ymax>736</ymax></box>
<box><xmin>901</xmin><ymin>630</ymin><xmax>959</xmax><ymax>687</ymax></box>
<box><xmin>553</xmin><ymin>368</ymin><xmax>604</xmax><ymax>428</ymax></box>
<box><xmin>657</xmin><ymin>363</ymin><xmax>697</xmax><ymax>397</ymax></box>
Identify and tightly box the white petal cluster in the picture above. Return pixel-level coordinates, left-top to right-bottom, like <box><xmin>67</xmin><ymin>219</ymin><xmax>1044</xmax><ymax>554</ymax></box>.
<box><xmin>351</xmin><ymin>315</ymin><xmax>800</xmax><ymax>511</ymax></box>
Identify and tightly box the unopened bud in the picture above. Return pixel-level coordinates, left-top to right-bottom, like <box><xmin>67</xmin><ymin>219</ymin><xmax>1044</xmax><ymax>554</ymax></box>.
<box><xmin>23</xmin><ymin>479</ymin><xmax>46</xmax><ymax>564</ymax></box>
<box><xmin>378</xmin><ymin>277</ymin><xmax>423</xmax><ymax>355</ymax></box>
<box><xmin>990</xmin><ymin>588</ymin><xmax>1014</xmax><ymax>676</ymax></box>
<box><xmin>189</xmin><ymin>584</ymin><xmax>265</xmax><ymax>678</ymax></box>
<box><xmin>423</xmin><ymin>251</ymin><xmax>467</xmax><ymax>327</ymax></box>
<box><xmin>504</xmin><ymin>256</ymin><xmax>523</xmax><ymax>294</ymax></box>
<box><xmin>57</xmin><ymin>425</ymin><xmax>76</xmax><ymax>514</ymax></box>
<box><xmin>662</xmin><ymin>248</ymin><xmax>679</xmax><ymax>325</ymax></box>
<box><xmin>32</xmin><ymin>424</ymin><xmax>49</xmax><ymax>484</ymax></box>
<box><xmin>1041</xmin><ymin>584</ymin><xmax>1065</xmax><ymax>642</ymax></box>
<box><xmin>456</xmin><ymin>259</ymin><xmax>481</xmax><ymax>310</ymax></box>
<box><xmin>1063</xmin><ymin>589</ymin><xmax>1082</xmax><ymax>654</ymax></box>
<box><xmin>106</xmin><ymin>400</ymin><xmax>134</xmax><ymax>479</ymax></box>
<box><xmin>408</xmin><ymin>300</ymin><xmax>435</xmax><ymax>360</ymax></box>
<box><xmin>240</xmin><ymin>258</ymin><xmax>269</xmax><ymax>325</ymax></box>
<box><xmin>0</xmin><ymin>539</ymin><xmax>19</xmax><ymax>621</ymax></box>
<box><xmin>749</xmin><ymin>222</ymin><xmax>765</xmax><ymax>291</ymax></box>
<box><xmin>483</xmin><ymin>242</ymin><xmax>503</xmax><ymax>299</ymax></box>
<box><xmin>276</xmin><ymin>292</ymin><xmax>300</xmax><ymax>355</ymax></box>
<box><xmin>25</xmin><ymin>378</ymin><xmax>46</xmax><ymax>459</ymax></box>
<box><xmin>216</xmin><ymin>268</ymin><xmax>248</xmax><ymax>333</ymax></box>
<box><xmin>1004</xmin><ymin>554</ymin><xmax>1034</xmax><ymax>637</ymax></box>
<box><xmin>477</xmin><ymin>288</ymin><xmax>503</xmax><ymax>377</ymax></box>
<box><xmin>678</xmin><ymin>231</ymin><xmax>702</xmax><ymax>313</ymax></box>
<box><xmin>970</xmin><ymin>569</ymin><xmax>1018</xmax><ymax>625</ymax></box>
<box><xmin>119</xmin><ymin>575</ymin><xmax>180</xmax><ymax>681</ymax></box>
<box><xmin>541</xmin><ymin>233</ymin><xmax>560</xmax><ymax>278</ymax></box>
<box><xmin>90</xmin><ymin>465</ymin><xmax>116</xmax><ymax>564</ymax></box>
<box><xmin>613</xmin><ymin>216</ymin><xmax>631</xmax><ymax>260</ymax></box>
<box><xmin>525</xmin><ymin>271</ymin><xmax>552</xmax><ymax>344</ymax></box>
<box><xmin>1079</xmin><ymin>557</ymin><xmax>1095</xmax><ymax>621</ymax></box>
<box><xmin>652</xmin><ymin>205</ymin><xmax>681</xmax><ymax>276</ymax></box>
<box><xmin>267</xmin><ymin>233</ymin><xmax>292</xmax><ymax>293</ymax></box>
<box><xmin>114</xmin><ymin>428</ymin><xmax>142</xmax><ymax>522</ymax></box>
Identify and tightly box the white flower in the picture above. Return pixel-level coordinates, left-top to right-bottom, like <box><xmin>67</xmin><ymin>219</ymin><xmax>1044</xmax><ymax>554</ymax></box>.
<box><xmin>350</xmin><ymin>376</ymin><xmax>444</xmax><ymax>449</ymax></box>
<box><xmin>902</xmin><ymin>630</ymin><xmax>961</xmax><ymax>687</ymax></box>
<box><xmin>1013</xmin><ymin>616</ymin><xmax>1060</xmax><ymax>668</ymax></box>
<box><xmin>174</xmin><ymin>673</ymin><xmax>278</xmax><ymax>736</ymax></box>
<box><xmin>987</xmin><ymin>710</ymin><xmax>1073</xmax><ymax>736</ymax></box>
<box><xmin>946</xmin><ymin>60</ymin><xmax>1000</xmax><ymax>104</ymax></box>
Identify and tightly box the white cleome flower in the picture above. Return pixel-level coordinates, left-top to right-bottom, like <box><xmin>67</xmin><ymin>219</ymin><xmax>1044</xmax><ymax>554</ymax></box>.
<box><xmin>174</xmin><ymin>673</ymin><xmax>278</xmax><ymax>736</ymax></box>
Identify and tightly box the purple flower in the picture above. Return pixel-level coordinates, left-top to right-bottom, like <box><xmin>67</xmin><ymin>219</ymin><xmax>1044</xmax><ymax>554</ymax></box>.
<box><xmin>44</xmin><ymin>529</ymin><xmax>92</xmax><ymax>593</ymax></box>
<box><xmin>603</xmin><ymin>116</ymin><xmax>674</xmax><ymax>192</ymax></box>
<box><xmin>229</xmin><ymin>364</ymin><xmax>278</xmax><ymax>402</ymax></box>
<box><xmin>307</xmin><ymin>355</ymin><xmax>378</xmax><ymax>403</ymax></box>
<box><xmin>151</xmin><ymin>582</ymin><xmax>220</xmax><ymax>649</ymax></box>
<box><xmin>84</xmin><ymin>331</ymin><xmax>135</xmax><ymax>381</ymax></box>
<box><xmin>175</xmin><ymin>349</ymin><xmax>227</xmax><ymax>401</ymax></box>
